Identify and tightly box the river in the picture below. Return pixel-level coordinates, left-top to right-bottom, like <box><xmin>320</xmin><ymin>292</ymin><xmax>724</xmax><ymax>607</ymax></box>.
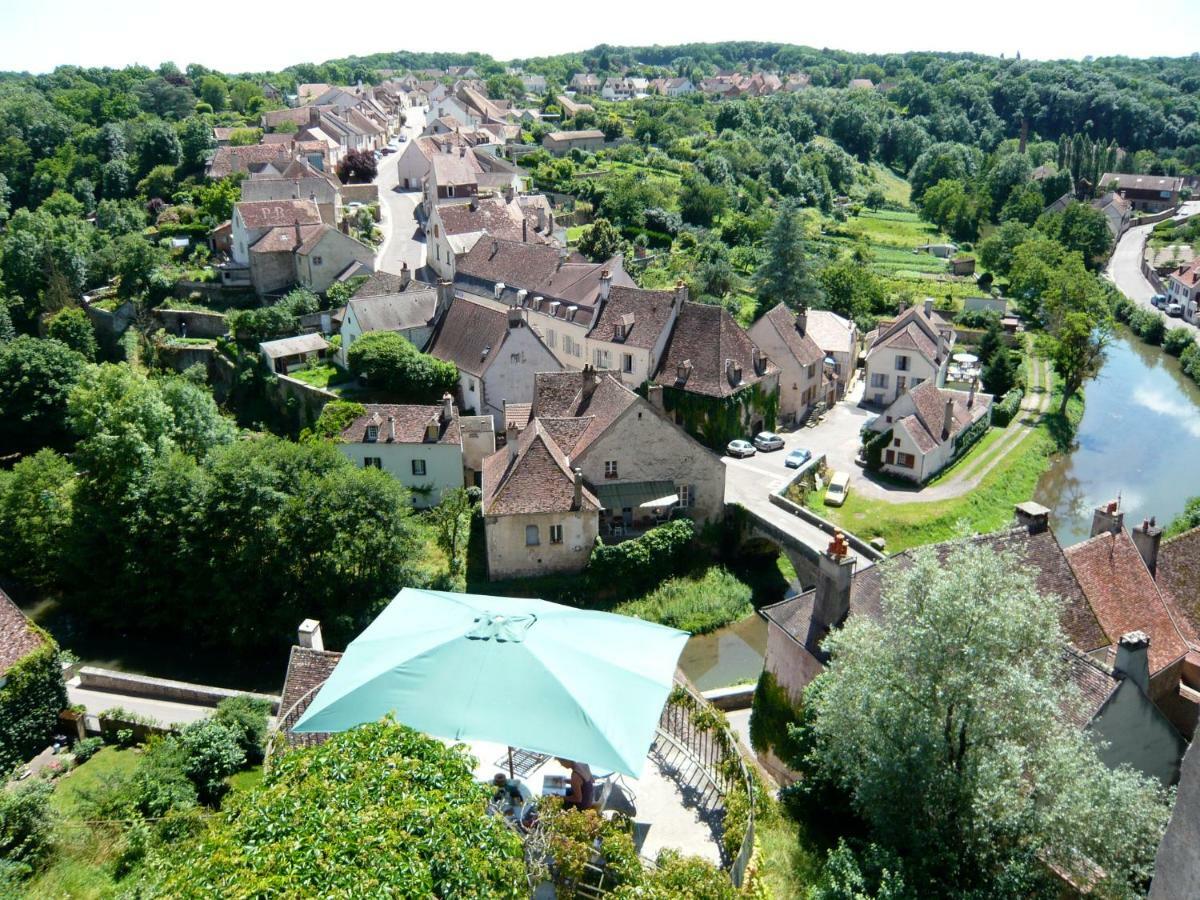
<box><xmin>680</xmin><ymin>329</ymin><xmax>1200</xmax><ymax>689</ymax></box>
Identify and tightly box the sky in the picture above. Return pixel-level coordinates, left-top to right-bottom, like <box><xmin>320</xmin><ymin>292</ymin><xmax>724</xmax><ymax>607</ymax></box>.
<box><xmin>2</xmin><ymin>0</ymin><xmax>1198</xmax><ymax>74</ymax></box>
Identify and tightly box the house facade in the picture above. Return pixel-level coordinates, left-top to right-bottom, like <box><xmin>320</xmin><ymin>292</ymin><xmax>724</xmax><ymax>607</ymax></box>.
<box><xmin>542</xmin><ymin>130</ymin><xmax>605</xmax><ymax>156</ymax></box>
<box><xmin>1169</xmin><ymin>259</ymin><xmax>1200</xmax><ymax>322</ymax></box>
<box><xmin>337</xmin><ymin>399</ymin><xmax>465</xmax><ymax>507</ymax></box>
<box><xmin>1098</xmin><ymin>173</ymin><xmax>1183</xmax><ymax>212</ymax></box>
<box><xmin>804</xmin><ymin>309</ymin><xmax>858</xmax><ymax>397</ymax></box>
<box><xmin>868</xmin><ymin>381</ymin><xmax>993</xmax><ymax>482</ymax></box>
<box><xmin>863</xmin><ymin>300</ymin><xmax>954</xmax><ymax>407</ymax></box>
<box><xmin>748</xmin><ymin>304</ymin><xmax>832</xmax><ymax>425</ymax></box>
<box><xmin>338</xmin><ymin>273</ymin><xmax>448</xmax><ymax>366</ymax></box>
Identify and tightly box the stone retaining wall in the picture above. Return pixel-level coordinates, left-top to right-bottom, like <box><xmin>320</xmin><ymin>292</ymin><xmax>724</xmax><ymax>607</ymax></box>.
<box><xmin>77</xmin><ymin>666</ymin><xmax>280</xmax><ymax>712</ymax></box>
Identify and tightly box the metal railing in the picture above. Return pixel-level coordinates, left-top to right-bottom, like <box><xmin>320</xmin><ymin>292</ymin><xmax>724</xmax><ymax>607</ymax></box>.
<box><xmin>656</xmin><ymin>680</ymin><xmax>756</xmax><ymax>888</ymax></box>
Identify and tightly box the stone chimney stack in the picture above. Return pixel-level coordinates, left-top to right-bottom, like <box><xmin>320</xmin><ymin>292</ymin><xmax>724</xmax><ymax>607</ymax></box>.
<box><xmin>674</xmin><ymin>279</ymin><xmax>688</xmax><ymax>307</ymax></box>
<box><xmin>599</xmin><ymin>269</ymin><xmax>612</xmax><ymax>301</ymax></box>
<box><xmin>813</xmin><ymin>533</ymin><xmax>856</xmax><ymax>634</ymax></box>
<box><xmin>522</xmin><ymin>218</ymin><xmax>528</xmax><ymax>243</ymax></box>
<box><xmin>399</xmin><ymin>261</ymin><xmax>411</xmax><ymax>291</ymax></box>
<box><xmin>557</xmin><ymin>246</ymin><xmax>569</xmax><ymax>270</ymax></box>
<box><xmin>506</xmin><ymin>422</ymin><xmax>520</xmax><ymax>461</ymax></box>
<box><xmin>796</xmin><ymin>305</ymin><xmax>808</xmax><ymax>336</ymax></box>
<box><xmin>298</xmin><ymin>619</ymin><xmax>324</xmax><ymax>651</ymax></box>
<box><xmin>923</xmin><ymin>298</ymin><xmax>934</xmax><ymax>318</ymax></box>
<box><xmin>388</xmin><ymin>415</ymin><xmax>396</xmax><ymax>442</ymax></box>
<box><xmin>441</xmin><ymin>393</ymin><xmax>454</xmax><ymax>423</ymax></box>
<box><xmin>1132</xmin><ymin>517</ymin><xmax>1163</xmax><ymax>576</ymax></box>
<box><xmin>752</xmin><ymin>346</ymin><xmax>761</xmax><ymax>374</ymax></box>
<box><xmin>647</xmin><ymin>384</ymin><xmax>665</xmax><ymax>411</ymax></box>
<box><xmin>1114</xmin><ymin>631</ymin><xmax>1151</xmax><ymax>694</ymax></box>
<box><xmin>573</xmin><ymin>468</ymin><xmax>583</xmax><ymax>509</ymax></box>
<box><xmin>537</xmin><ymin>205</ymin><xmax>546</xmax><ymax>233</ymax></box>
<box><xmin>436</xmin><ymin>279</ymin><xmax>454</xmax><ymax>319</ymax></box>
<box><xmin>941</xmin><ymin>397</ymin><xmax>955</xmax><ymax>441</ymax></box>
<box><xmin>581</xmin><ymin>364</ymin><xmax>598</xmax><ymax>401</ymax></box>
<box><xmin>1091</xmin><ymin>499</ymin><xmax>1124</xmax><ymax>538</ymax></box>
<box><xmin>1013</xmin><ymin>501</ymin><xmax>1050</xmax><ymax>535</ymax></box>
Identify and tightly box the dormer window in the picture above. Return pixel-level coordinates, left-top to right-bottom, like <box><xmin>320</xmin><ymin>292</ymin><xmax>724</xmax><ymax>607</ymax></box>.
<box><xmin>366</xmin><ymin>425</ymin><xmax>379</xmax><ymax>442</ymax></box>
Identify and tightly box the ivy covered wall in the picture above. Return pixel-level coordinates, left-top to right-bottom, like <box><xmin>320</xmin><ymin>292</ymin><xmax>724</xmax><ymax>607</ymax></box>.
<box><xmin>0</xmin><ymin>632</ymin><xmax>67</xmax><ymax>771</ymax></box>
<box><xmin>660</xmin><ymin>382</ymin><xmax>779</xmax><ymax>451</ymax></box>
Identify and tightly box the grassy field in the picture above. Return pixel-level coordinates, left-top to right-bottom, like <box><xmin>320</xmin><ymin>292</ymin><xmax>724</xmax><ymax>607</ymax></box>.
<box><xmin>869</xmin><ymin>163</ymin><xmax>912</xmax><ymax>206</ymax></box>
<box><xmin>808</xmin><ymin>377</ymin><xmax>1078</xmax><ymax>553</ymax></box>
<box><xmin>289</xmin><ymin>362</ymin><xmax>350</xmax><ymax>389</ymax></box>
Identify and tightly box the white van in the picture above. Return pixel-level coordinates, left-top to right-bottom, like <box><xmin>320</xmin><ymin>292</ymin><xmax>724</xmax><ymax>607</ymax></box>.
<box><xmin>825</xmin><ymin>471</ymin><xmax>851</xmax><ymax>507</ymax></box>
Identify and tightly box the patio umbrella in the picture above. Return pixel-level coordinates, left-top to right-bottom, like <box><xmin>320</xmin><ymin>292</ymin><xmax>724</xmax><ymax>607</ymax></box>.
<box><xmin>291</xmin><ymin>588</ymin><xmax>689</xmax><ymax>778</ymax></box>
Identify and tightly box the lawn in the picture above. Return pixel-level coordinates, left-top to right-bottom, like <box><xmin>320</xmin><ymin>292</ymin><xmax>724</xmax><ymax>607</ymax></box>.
<box><xmin>808</xmin><ymin>380</ymin><xmax>1080</xmax><ymax>553</ymax></box>
<box><xmin>755</xmin><ymin>800</ymin><xmax>830</xmax><ymax>898</ymax></box>
<box><xmin>868</xmin><ymin>164</ymin><xmax>912</xmax><ymax>206</ymax></box>
<box><xmin>289</xmin><ymin>362</ymin><xmax>351</xmax><ymax>389</ymax></box>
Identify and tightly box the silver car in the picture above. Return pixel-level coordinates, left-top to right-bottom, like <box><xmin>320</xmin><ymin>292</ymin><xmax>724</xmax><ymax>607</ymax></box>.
<box><xmin>753</xmin><ymin>431</ymin><xmax>785</xmax><ymax>452</ymax></box>
<box><xmin>726</xmin><ymin>439</ymin><xmax>756</xmax><ymax>458</ymax></box>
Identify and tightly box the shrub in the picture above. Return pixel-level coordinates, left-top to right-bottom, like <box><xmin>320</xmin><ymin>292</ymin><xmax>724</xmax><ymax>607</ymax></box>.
<box><xmin>990</xmin><ymin>387</ymin><xmax>1025</xmax><ymax>427</ymax></box>
<box><xmin>46</xmin><ymin>307</ymin><xmax>98</xmax><ymax>360</ymax></box>
<box><xmin>212</xmin><ymin>695</ymin><xmax>272</xmax><ymax>764</ymax></box>
<box><xmin>0</xmin><ymin>640</ymin><xmax>68</xmax><ymax>773</ymax></box>
<box><xmin>615</xmin><ymin>566</ymin><xmax>752</xmax><ymax>634</ymax></box>
<box><xmin>1127</xmin><ymin>307</ymin><xmax>1166</xmax><ymax>345</ymax></box>
<box><xmin>306</xmin><ymin>400</ymin><xmax>366</xmax><ymax>441</ymax></box>
<box><xmin>862</xmin><ymin>427</ymin><xmax>892</xmax><ymax>471</ymax></box>
<box><xmin>175</xmin><ymin>718</ymin><xmax>246</xmax><ymax>805</ymax></box>
<box><xmin>749</xmin><ymin>669</ymin><xmax>803</xmax><ymax>757</ymax></box>
<box><xmin>589</xmin><ymin>518</ymin><xmax>695</xmax><ymax>592</ymax></box>
<box><xmin>955</xmin><ymin>308</ymin><xmax>1001</xmax><ymax>329</ymax></box>
<box><xmin>0</xmin><ymin>781</ymin><xmax>54</xmax><ymax>878</ymax></box>
<box><xmin>1163</xmin><ymin>326</ymin><xmax>1195</xmax><ymax>357</ymax></box>
<box><xmin>71</xmin><ymin>736</ymin><xmax>103</xmax><ymax>764</ymax></box>
<box><xmin>346</xmin><ymin>331</ymin><xmax>459</xmax><ymax>402</ymax></box>
<box><xmin>1112</xmin><ymin>296</ymin><xmax>1135</xmax><ymax>322</ymax></box>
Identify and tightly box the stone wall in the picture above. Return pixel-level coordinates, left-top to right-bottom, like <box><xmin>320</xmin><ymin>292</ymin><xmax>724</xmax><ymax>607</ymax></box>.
<box><xmin>340</xmin><ymin>183</ymin><xmax>380</xmax><ymax>205</ymax></box>
<box><xmin>78</xmin><ymin>666</ymin><xmax>280</xmax><ymax>712</ymax></box>
<box><xmin>154</xmin><ymin>307</ymin><xmax>229</xmax><ymax>338</ymax></box>
<box><xmin>156</xmin><ymin>343</ymin><xmax>215</xmax><ymax>373</ymax></box>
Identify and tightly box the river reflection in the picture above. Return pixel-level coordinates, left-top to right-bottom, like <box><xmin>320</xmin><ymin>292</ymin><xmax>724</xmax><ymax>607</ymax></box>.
<box><xmin>1035</xmin><ymin>330</ymin><xmax>1200</xmax><ymax>546</ymax></box>
<box><xmin>677</xmin><ymin>613</ymin><xmax>768</xmax><ymax>691</ymax></box>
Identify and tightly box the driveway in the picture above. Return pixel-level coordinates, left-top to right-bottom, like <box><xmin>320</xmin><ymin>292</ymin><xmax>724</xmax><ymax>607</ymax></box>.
<box><xmin>374</xmin><ymin>106</ymin><xmax>429</xmax><ymax>277</ymax></box>
<box><xmin>1105</xmin><ymin>201</ymin><xmax>1200</xmax><ymax>330</ymax></box>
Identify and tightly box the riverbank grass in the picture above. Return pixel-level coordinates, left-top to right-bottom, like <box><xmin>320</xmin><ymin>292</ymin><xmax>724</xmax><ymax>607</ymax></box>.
<box><xmin>809</xmin><ymin>385</ymin><xmax>1081</xmax><ymax>553</ymax></box>
<box><xmin>613</xmin><ymin>566</ymin><xmax>752</xmax><ymax>634</ymax></box>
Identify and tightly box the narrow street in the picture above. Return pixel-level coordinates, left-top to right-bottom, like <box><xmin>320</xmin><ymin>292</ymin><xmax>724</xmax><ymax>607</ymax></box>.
<box><xmin>374</xmin><ymin>105</ymin><xmax>429</xmax><ymax>277</ymax></box>
<box><xmin>1105</xmin><ymin>200</ymin><xmax>1200</xmax><ymax>330</ymax></box>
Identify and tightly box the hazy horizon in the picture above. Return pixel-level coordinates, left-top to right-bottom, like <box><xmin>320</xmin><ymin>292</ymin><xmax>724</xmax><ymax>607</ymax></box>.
<box><xmin>3</xmin><ymin>0</ymin><xmax>1198</xmax><ymax>75</ymax></box>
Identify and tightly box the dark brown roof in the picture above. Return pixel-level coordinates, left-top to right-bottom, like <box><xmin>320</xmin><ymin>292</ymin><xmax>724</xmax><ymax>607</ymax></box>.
<box><xmin>249</xmin><ymin>223</ymin><xmax>326</xmax><ymax>254</ymax></box>
<box><xmin>435</xmin><ymin>198</ymin><xmax>551</xmax><ymax>244</ymax></box>
<box><xmin>868</xmin><ymin>304</ymin><xmax>951</xmax><ymax>363</ymax></box>
<box><xmin>1062</xmin><ymin>646</ymin><xmax>1120</xmax><ymax>730</ymax></box>
<box><xmin>456</xmin><ymin>238</ymin><xmax>634</xmax><ymax>311</ymax></box>
<box><xmin>0</xmin><ymin>588</ymin><xmax>44</xmax><ymax>675</ymax></box>
<box><xmin>1157</xmin><ymin>526</ymin><xmax>1200</xmax><ymax>639</ymax></box>
<box><xmin>1065</xmin><ymin>530</ymin><xmax>1191</xmax><ymax>674</ymax></box>
<box><xmin>426</xmin><ymin>298</ymin><xmax>509</xmax><ymax>377</ymax></box>
<box><xmin>761</xmin><ymin>303</ymin><xmax>824</xmax><ymax>367</ymax></box>
<box><xmin>898</xmin><ymin>381</ymin><xmax>993</xmax><ymax>453</ymax></box>
<box><xmin>279</xmin><ymin>644</ymin><xmax>342</xmax><ymax>749</ymax></box>
<box><xmin>530</xmin><ymin>370</ymin><xmax>638</xmax><ymax>455</ymax></box>
<box><xmin>653</xmin><ymin>302</ymin><xmax>777</xmax><ymax>398</ymax></box>
<box><xmin>340</xmin><ymin>404</ymin><xmax>460</xmax><ymax>445</ymax></box>
<box><xmin>207</xmin><ymin>145</ymin><xmax>293</xmax><ymax>179</ymax></box>
<box><xmin>481</xmin><ymin>421</ymin><xmax>600</xmax><ymax>516</ymax></box>
<box><xmin>237</xmin><ymin>199</ymin><xmax>322</xmax><ymax>230</ymax></box>
<box><xmin>589</xmin><ymin>286</ymin><xmax>678</xmax><ymax>351</ymax></box>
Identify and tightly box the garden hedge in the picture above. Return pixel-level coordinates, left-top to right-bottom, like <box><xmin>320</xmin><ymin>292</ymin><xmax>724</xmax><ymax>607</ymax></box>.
<box><xmin>0</xmin><ymin>635</ymin><xmax>67</xmax><ymax>772</ymax></box>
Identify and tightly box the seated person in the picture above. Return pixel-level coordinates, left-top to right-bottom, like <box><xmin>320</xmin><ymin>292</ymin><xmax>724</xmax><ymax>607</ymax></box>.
<box><xmin>555</xmin><ymin>758</ymin><xmax>595</xmax><ymax>811</ymax></box>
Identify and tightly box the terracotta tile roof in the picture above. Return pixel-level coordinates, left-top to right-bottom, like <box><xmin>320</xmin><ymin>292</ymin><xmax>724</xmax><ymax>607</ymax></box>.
<box><xmin>237</xmin><ymin>199</ymin><xmax>322</xmax><ymax>230</ymax></box>
<box><xmin>435</xmin><ymin>198</ymin><xmax>551</xmax><ymax>244</ymax></box>
<box><xmin>588</xmin><ymin>286</ymin><xmax>679</xmax><ymax>351</ymax></box>
<box><xmin>426</xmin><ymin>297</ymin><xmax>508</xmax><ymax>377</ymax></box>
<box><xmin>1171</xmin><ymin>259</ymin><xmax>1200</xmax><ymax>289</ymax></box>
<box><xmin>249</xmin><ymin>223</ymin><xmax>326</xmax><ymax>254</ymax></box>
<box><xmin>902</xmin><ymin>381</ymin><xmax>993</xmax><ymax>450</ymax></box>
<box><xmin>354</xmin><ymin>270</ymin><xmax>434</xmax><ymax>298</ymax></box>
<box><xmin>0</xmin><ymin>588</ymin><xmax>44</xmax><ymax>675</ymax></box>
<box><xmin>207</xmin><ymin>145</ymin><xmax>294</xmax><ymax>178</ymax></box>
<box><xmin>340</xmin><ymin>403</ymin><xmax>460</xmax><ymax>445</ymax></box>
<box><xmin>456</xmin><ymin>239</ymin><xmax>634</xmax><ymax>311</ymax></box>
<box><xmin>1064</xmin><ymin>530</ymin><xmax>1191</xmax><ymax>673</ymax></box>
<box><xmin>762</xmin><ymin>303</ymin><xmax>824</xmax><ymax>367</ymax></box>
<box><xmin>503</xmin><ymin>403</ymin><xmax>532</xmax><ymax>431</ymax></box>
<box><xmin>868</xmin><ymin>304</ymin><xmax>951</xmax><ymax>363</ymax></box>
<box><xmin>530</xmin><ymin>370</ymin><xmax>638</xmax><ymax>454</ymax></box>
<box><xmin>1157</xmin><ymin>526</ymin><xmax>1200</xmax><ymax>637</ymax></box>
<box><xmin>279</xmin><ymin>644</ymin><xmax>342</xmax><ymax>748</ymax></box>
<box><xmin>653</xmin><ymin>302</ymin><xmax>777</xmax><ymax>398</ymax></box>
<box><xmin>481</xmin><ymin>421</ymin><xmax>600</xmax><ymax>516</ymax></box>
<box><xmin>538</xmin><ymin>417</ymin><xmax>594</xmax><ymax>455</ymax></box>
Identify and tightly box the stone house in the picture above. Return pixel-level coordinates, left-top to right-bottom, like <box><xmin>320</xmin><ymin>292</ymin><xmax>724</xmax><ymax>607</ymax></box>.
<box><xmin>868</xmin><ymin>381</ymin><xmax>993</xmax><ymax>483</ymax></box>
<box><xmin>652</xmin><ymin>302</ymin><xmax>780</xmax><ymax>450</ymax></box>
<box><xmin>426</xmin><ymin>194</ymin><xmax>556</xmax><ymax>281</ymax></box>
<box><xmin>557</xmin><ymin>95</ymin><xmax>594</xmax><ymax>117</ymax></box>
<box><xmin>337</xmin><ymin>271</ymin><xmax>448</xmax><ymax>366</ymax></box>
<box><xmin>239</xmin><ymin>158</ymin><xmax>342</xmax><ymax>225</ymax></box>
<box><xmin>481</xmin><ymin>420</ymin><xmax>600</xmax><ymax>579</ymax></box>
<box><xmin>569</xmin><ymin>73</ymin><xmax>601</xmax><ymax>94</ymax></box>
<box><xmin>427</xmin><ymin>297</ymin><xmax>562</xmax><ymax>419</ymax></box>
<box><xmin>259</xmin><ymin>332</ymin><xmax>329</xmax><ymax>375</ymax></box>
<box><xmin>862</xmin><ymin>300</ymin><xmax>954</xmax><ymax>407</ymax></box>
<box><xmin>758</xmin><ymin>502</ymin><xmax>1193</xmax><ymax>785</ymax></box>
<box><xmin>530</xmin><ymin>368</ymin><xmax>726</xmax><ymax>533</ymax></box>
<box><xmin>292</xmin><ymin>226</ymin><xmax>376</xmax><ymax>295</ymax></box>
<box><xmin>542</xmin><ymin>130</ymin><xmax>606</xmax><ymax>156</ymax></box>
<box><xmin>1098</xmin><ymin>173</ymin><xmax>1183</xmax><ymax>213</ymax></box>
<box><xmin>803</xmin><ymin>309</ymin><xmax>858</xmax><ymax>397</ymax></box>
<box><xmin>748</xmin><ymin>303</ymin><xmax>833</xmax><ymax>425</ymax></box>
<box><xmin>422</xmin><ymin>148</ymin><xmax>481</xmax><ymax>214</ymax></box>
<box><xmin>1169</xmin><ymin>258</ymin><xmax>1200</xmax><ymax>323</ymax></box>
<box><xmin>336</xmin><ymin>398</ymin><xmax>469</xmax><ymax>507</ymax></box>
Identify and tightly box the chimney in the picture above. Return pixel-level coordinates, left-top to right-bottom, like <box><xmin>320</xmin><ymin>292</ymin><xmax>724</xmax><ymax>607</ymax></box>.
<box><xmin>923</xmin><ymin>298</ymin><xmax>933</xmax><ymax>318</ymax></box>
<box><xmin>387</xmin><ymin>415</ymin><xmax>396</xmax><ymax>442</ymax></box>
<box><xmin>647</xmin><ymin>384</ymin><xmax>665</xmax><ymax>411</ymax></box>
<box><xmin>294</xmin><ymin>221</ymin><xmax>302</xmax><ymax>245</ymax></box>
<box><xmin>441</xmin><ymin>392</ymin><xmax>454</xmax><ymax>423</ymax></box>
<box><xmin>436</xmin><ymin>279</ymin><xmax>454</xmax><ymax>318</ymax></box>
<box><xmin>599</xmin><ymin>268</ymin><xmax>612</xmax><ymax>301</ymax></box>
<box><xmin>537</xmin><ymin>205</ymin><xmax>546</xmax><ymax>232</ymax></box>
<box><xmin>676</xmin><ymin>360</ymin><xmax>692</xmax><ymax>384</ymax></box>
<box><xmin>1090</xmin><ymin>500</ymin><xmax>1124</xmax><ymax>538</ymax></box>
<box><xmin>507</xmin><ymin>306</ymin><xmax>525</xmax><ymax>328</ymax></box>
<box><xmin>796</xmin><ymin>305</ymin><xmax>807</xmax><ymax>336</ymax></box>
<box><xmin>725</xmin><ymin>358</ymin><xmax>737</xmax><ymax>386</ymax></box>
<box><xmin>968</xmin><ymin>379</ymin><xmax>976</xmax><ymax>408</ymax></box>
<box><xmin>573</xmin><ymin>468</ymin><xmax>583</xmax><ymax>509</ymax></box>
<box><xmin>1132</xmin><ymin>517</ymin><xmax>1163</xmax><ymax>576</ymax></box>
<box><xmin>1013</xmin><ymin>501</ymin><xmax>1051</xmax><ymax>535</ymax></box>
<box><xmin>898</xmin><ymin>300</ymin><xmax>908</xmax><ymax>314</ymax></box>
<box><xmin>492</xmin><ymin>238</ymin><xmax>499</xmax><ymax>256</ymax></box>
<box><xmin>399</xmin><ymin>261</ymin><xmax>411</xmax><ymax>290</ymax></box>
<box><xmin>459</xmin><ymin>145</ymin><xmax>466</xmax><ymax>157</ymax></box>
<box><xmin>941</xmin><ymin>397</ymin><xmax>955</xmax><ymax>441</ymax></box>
<box><xmin>557</xmin><ymin>246</ymin><xmax>569</xmax><ymax>270</ymax></box>
<box><xmin>522</xmin><ymin>218</ymin><xmax>528</xmax><ymax>242</ymax></box>
<box><xmin>1114</xmin><ymin>631</ymin><xmax>1151</xmax><ymax>694</ymax></box>
<box><xmin>506</xmin><ymin>422</ymin><xmax>520</xmax><ymax>460</ymax></box>
<box><xmin>813</xmin><ymin>533</ymin><xmax>856</xmax><ymax>634</ymax></box>
<box><xmin>674</xmin><ymin>279</ymin><xmax>688</xmax><ymax>306</ymax></box>
<box><xmin>469</xmin><ymin>196</ymin><xmax>478</xmax><ymax>212</ymax></box>
<box><xmin>582</xmin><ymin>364</ymin><xmax>598</xmax><ymax>400</ymax></box>
<box><xmin>504</xmin><ymin>184</ymin><xmax>514</xmax><ymax>204</ymax></box>
<box><xmin>752</xmin><ymin>346</ymin><xmax>761</xmax><ymax>375</ymax></box>
<box><xmin>298</xmin><ymin>619</ymin><xmax>324</xmax><ymax>651</ymax></box>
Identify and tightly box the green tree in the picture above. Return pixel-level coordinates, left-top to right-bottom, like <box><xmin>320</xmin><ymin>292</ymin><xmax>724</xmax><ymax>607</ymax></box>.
<box><xmin>679</xmin><ymin>170</ymin><xmax>727</xmax><ymax>228</ymax></box>
<box><xmin>197</xmin><ymin>75</ymin><xmax>228</xmax><ymax>112</ymax></box>
<box><xmin>0</xmin><ymin>449</ymin><xmax>75</xmax><ymax>588</ymax></box>
<box><xmin>977</xmin><ymin>221</ymin><xmax>1032</xmax><ymax>276</ymax></box>
<box><xmin>140</xmin><ymin>721</ymin><xmax>526</xmax><ymax>896</ymax></box>
<box><xmin>755</xmin><ymin>202</ymin><xmax>822</xmax><ymax>311</ymax></box>
<box><xmin>576</xmin><ymin>217</ymin><xmax>624</xmax><ymax>262</ymax></box>
<box><xmin>808</xmin><ymin>543</ymin><xmax>1171</xmax><ymax>896</ymax></box>
<box><xmin>1040</xmin><ymin>201</ymin><xmax>1113</xmax><ymax>269</ymax></box>
<box><xmin>177</xmin><ymin>116</ymin><xmax>216</xmax><ymax>173</ymax></box>
<box><xmin>0</xmin><ymin>336</ymin><xmax>87</xmax><ymax>453</ymax></box>
<box><xmin>113</xmin><ymin>233</ymin><xmax>168</xmax><ymax>300</ymax></box>
<box><xmin>429</xmin><ymin>486</ymin><xmax>475</xmax><ymax>583</ymax></box>
<box><xmin>46</xmin><ymin>306</ymin><xmax>98</xmax><ymax>360</ymax></box>
<box><xmin>981</xmin><ymin>344</ymin><xmax>1018</xmax><ymax>397</ymax></box>
<box><xmin>818</xmin><ymin>257</ymin><xmax>886</xmax><ymax>324</ymax></box>
<box><xmin>1050</xmin><ymin>311</ymin><xmax>1108</xmax><ymax>415</ymax></box>
<box><xmin>346</xmin><ymin>331</ymin><xmax>458</xmax><ymax>402</ymax></box>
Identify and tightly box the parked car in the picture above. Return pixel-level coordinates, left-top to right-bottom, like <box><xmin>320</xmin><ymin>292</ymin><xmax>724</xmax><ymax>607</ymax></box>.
<box><xmin>1167</xmin><ymin>302</ymin><xmax>1184</xmax><ymax>317</ymax></box>
<box><xmin>399</xmin><ymin>133</ymin><xmax>408</xmax><ymax>142</ymax></box>
<box><xmin>726</xmin><ymin>439</ymin><xmax>756</xmax><ymax>458</ymax></box>
<box><xmin>753</xmin><ymin>431</ymin><xmax>784</xmax><ymax>452</ymax></box>
<box><xmin>380</xmin><ymin>146</ymin><xmax>395</xmax><ymax>155</ymax></box>
<box><xmin>784</xmin><ymin>448</ymin><xmax>812</xmax><ymax>469</ymax></box>
<box><xmin>825</xmin><ymin>471</ymin><xmax>851</xmax><ymax>507</ymax></box>
<box><xmin>1152</xmin><ymin>294</ymin><xmax>1167</xmax><ymax>309</ymax></box>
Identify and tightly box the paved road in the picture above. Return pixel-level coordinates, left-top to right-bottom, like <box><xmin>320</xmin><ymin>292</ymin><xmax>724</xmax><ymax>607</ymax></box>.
<box><xmin>67</xmin><ymin>680</ymin><xmax>215</xmax><ymax>728</ymax></box>
<box><xmin>375</xmin><ymin>106</ymin><xmax>429</xmax><ymax>277</ymax></box>
<box><xmin>1105</xmin><ymin>201</ymin><xmax>1200</xmax><ymax>329</ymax></box>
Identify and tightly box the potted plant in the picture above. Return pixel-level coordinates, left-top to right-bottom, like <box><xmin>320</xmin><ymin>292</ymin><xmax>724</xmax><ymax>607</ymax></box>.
<box><xmin>58</xmin><ymin>704</ymin><xmax>87</xmax><ymax>742</ymax></box>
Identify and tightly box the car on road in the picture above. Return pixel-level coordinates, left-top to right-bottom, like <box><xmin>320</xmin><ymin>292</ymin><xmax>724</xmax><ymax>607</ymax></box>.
<box><xmin>726</xmin><ymin>439</ymin><xmax>756</xmax><ymax>458</ymax></box>
<box><xmin>753</xmin><ymin>431</ymin><xmax>784</xmax><ymax>452</ymax></box>
<box><xmin>824</xmin><ymin>471</ymin><xmax>851</xmax><ymax>507</ymax></box>
<box><xmin>784</xmin><ymin>448</ymin><xmax>812</xmax><ymax>469</ymax></box>
<box><xmin>1167</xmin><ymin>302</ymin><xmax>1184</xmax><ymax>317</ymax></box>
<box><xmin>380</xmin><ymin>146</ymin><xmax>395</xmax><ymax>155</ymax></box>
<box><xmin>1152</xmin><ymin>294</ymin><xmax>1167</xmax><ymax>309</ymax></box>
<box><xmin>399</xmin><ymin>133</ymin><xmax>408</xmax><ymax>142</ymax></box>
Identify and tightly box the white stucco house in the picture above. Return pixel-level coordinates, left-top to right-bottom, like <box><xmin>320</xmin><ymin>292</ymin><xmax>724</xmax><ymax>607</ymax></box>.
<box><xmin>748</xmin><ymin>303</ymin><xmax>833</xmax><ymax>425</ymax></box>
<box><xmin>862</xmin><ymin>300</ymin><xmax>954</xmax><ymax>407</ymax></box>
<box><xmin>1169</xmin><ymin>259</ymin><xmax>1200</xmax><ymax>323</ymax></box>
<box><xmin>868</xmin><ymin>380</ymin><xmax>992</xmax><ymax>483</ymax></box>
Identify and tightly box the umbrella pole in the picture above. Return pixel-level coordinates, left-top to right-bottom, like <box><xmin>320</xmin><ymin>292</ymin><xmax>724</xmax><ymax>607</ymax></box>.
<box><xmin>507</xmin><ymin>746</ymin><xmax>515</xmax><ymax>779</ymax></box>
